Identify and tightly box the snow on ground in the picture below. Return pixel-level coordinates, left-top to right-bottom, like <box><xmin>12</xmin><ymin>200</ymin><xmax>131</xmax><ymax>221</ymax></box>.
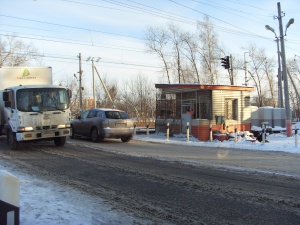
<box><xmin>134</xmin><ymin>130</ymin><xmax>300</xmax><ymax>154</ymax></box>
<box><xmin>0</xmin><ymin>162</ymin><xmax>145</xmax><ymax>225</ymax></box>
<box><xmin>1</xmin><ymin>129</ymin><xmax>300</xmax><ymax>224</ymax></box>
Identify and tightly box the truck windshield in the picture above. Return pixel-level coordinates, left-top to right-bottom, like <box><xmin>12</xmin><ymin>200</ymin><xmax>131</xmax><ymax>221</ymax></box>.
<box><xmin>16</xmin><ymin>88</ymin><xmax>69</xmax><ymax>112</ymax></box>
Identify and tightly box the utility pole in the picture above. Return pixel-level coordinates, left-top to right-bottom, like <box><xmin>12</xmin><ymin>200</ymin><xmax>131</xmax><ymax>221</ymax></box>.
<box><xmin>230</xmin><ymin>54</ymin><xmax>233</xmax><ymax>85</ymax></box>
<box><xmin>277</xmin><ymin>2</ymin><xmax>292</xmax><ymax>137</ymax></box>
<box><xmin>244</xmin><ymin>52</ymin><xmax>249</xmax><ymax>86</ymax></box>
<box><xmin>92</xmin><ymin>58</ymin><xmax>96</xmax><ymax>108</ymax></box>
<box><xmin>275</xmin><ymin>38</ymin><xmax>283</xmax><ymax>108</ymax></box>
<box><xmin>87</xmin><ymin>57</ymin><xmax>100</xmax><ymax>108</ymax></box>
<box><xmin>78</xmin><ymin>53</ymin><xmax>83</xmax><ymax>114</ymax></box>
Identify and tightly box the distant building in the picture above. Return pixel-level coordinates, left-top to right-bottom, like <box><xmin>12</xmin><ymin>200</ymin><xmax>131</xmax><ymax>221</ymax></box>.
<box><xmin>85</xmin><ymin>98</ymin><xmax>95</xmax><ymax>109</ymax></box>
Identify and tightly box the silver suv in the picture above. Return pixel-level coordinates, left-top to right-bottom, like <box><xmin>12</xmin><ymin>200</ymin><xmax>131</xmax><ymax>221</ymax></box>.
<box><xmin>70</xmin><ymin>108</ymin><xmax>134</xmax><ymax>142</ymax></box>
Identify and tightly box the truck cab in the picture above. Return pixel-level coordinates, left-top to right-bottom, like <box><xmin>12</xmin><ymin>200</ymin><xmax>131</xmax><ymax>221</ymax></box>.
<box><xmin>1</xmin><ymin>85</ymin><xmax>72</xmax><ymax>150</ymax></box>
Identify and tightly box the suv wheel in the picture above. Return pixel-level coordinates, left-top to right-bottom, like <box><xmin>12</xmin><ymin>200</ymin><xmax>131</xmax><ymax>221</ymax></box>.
<box><xmin>91</xmin><ymin>128</ymin><xmax>101</xmax><ymax>143</ymax></box>
<box><xmin>121</xmin><ymin>136</ymin><xmax>132</xmax><ymax>143</ymax></box>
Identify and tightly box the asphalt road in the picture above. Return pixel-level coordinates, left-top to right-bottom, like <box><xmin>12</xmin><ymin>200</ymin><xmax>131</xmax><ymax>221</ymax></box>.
<box><xmin>0</xmin><ymin>137</ymin><xmax>299</xmax><ymax>224</ymax></box>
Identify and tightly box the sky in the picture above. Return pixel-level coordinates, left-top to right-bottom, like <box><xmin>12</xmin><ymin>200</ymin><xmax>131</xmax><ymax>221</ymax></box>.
<box><xmin>0</xmin><ymin>130</ymin><xmax>299</xmax><ymax>224</ymax></box>
<box><xmin>1</xmin><ymin>0</ymin><xmax>300</xmax><ymax>96</ymax></box>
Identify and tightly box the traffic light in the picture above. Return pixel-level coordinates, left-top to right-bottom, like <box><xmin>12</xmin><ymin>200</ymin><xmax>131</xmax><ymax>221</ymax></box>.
<box><xmin>220</xmin><ymin>56</ymin><xmax>230</xmax><ymax>69</ymax></box>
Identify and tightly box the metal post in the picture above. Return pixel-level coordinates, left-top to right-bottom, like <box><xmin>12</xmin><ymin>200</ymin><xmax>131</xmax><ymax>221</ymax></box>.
<box><xmin>277</xmin><ymin>2</ymin><xmax>292</xmax><ymax>137</ymax></box>
<box><xmin>234</xmin><ymin>125</ymin><xmax>237</xmax><ymax>143</ymax></box>
<box><xmin>295</xmin><ymin>124</ymin><xmax>298</xmax><ymax>147</ymax></box>
<box><xmin>146</xmin><ymin>124</ymin><xmax>149</xmax><ymax>137</ymax></box>
<box><xmin>166</xmin><ymin>122</ymin><xmax>170</xmax><ymax>140</ymax></box>
<box><xmin>186</xmin><ymin>122</ymin><xmax>189</xmax><ymax>141</ymax></box>
<box><xmin>209</xmin><ymin>123</ymin><xmax>212</xmax><ymax>142</ymax></box>
<box><xmin>262</xmin><ymin>124</ymin><xmax>266</xmax><ymax>144</ymax></box>
<box><xmin>133</xmin><ymin>123</ymin><xmax>136</xmax><ymax>136</ymax></box>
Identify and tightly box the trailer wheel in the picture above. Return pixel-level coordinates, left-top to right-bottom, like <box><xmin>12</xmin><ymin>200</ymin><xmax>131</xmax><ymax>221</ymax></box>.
<box><xmin>54</xmin><ymin>137</ymin><xmax>66</xmax><ymax>146</ymax></box>
<box><xmin>7</xmin><ymin>129</ymin><xmax>19</xmax><ymax>150</ymax></box>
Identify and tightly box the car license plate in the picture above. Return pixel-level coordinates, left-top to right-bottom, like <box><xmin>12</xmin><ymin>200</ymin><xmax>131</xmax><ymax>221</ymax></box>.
<box><xmin>116</xmin><ymin>123</ymin><xmax>126</xmax><ymax>127</ymax></box>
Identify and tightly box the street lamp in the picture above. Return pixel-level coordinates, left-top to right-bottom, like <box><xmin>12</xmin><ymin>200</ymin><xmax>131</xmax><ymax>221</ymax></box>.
<box><xmin>285</xmin><ymin>18</ymin><xmax>294</xmax><ymax>35</ymax></box>
<box><xmin>265</xmin><ymin>2</ymin><xmax>294</xmax><ymax>137</ymax></box>
<box><xmin>265</xmin><ymin>25</ymin><xmax>283</xmax><ymax>108</ymax></box>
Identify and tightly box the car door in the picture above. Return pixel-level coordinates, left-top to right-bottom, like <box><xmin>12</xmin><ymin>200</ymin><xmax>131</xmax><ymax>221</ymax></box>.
<box><xmin>82</xmin><ymin>110</ymin><xmax>98</xmax><ymax>136</ymax></box>
<box><xmin>74</xmin><ymin>110</ymin><xmax>89</xmax><ymax>136</ymax></box>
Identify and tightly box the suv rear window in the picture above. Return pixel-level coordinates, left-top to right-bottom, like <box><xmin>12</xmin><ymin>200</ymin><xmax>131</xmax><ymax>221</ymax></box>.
<box><xmin>105</xmin><ymin>111</ymin><xmax>130</xmax><ymax>119</ymax></box>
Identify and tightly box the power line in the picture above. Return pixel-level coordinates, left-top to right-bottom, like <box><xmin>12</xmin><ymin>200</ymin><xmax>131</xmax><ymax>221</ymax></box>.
<box><xmin>62</xmin><ymin>0</ymin><xmax>197</xmax><ymax>26</ymax></box>
<box><xmin>168</xmin><ymin>0</ymin><xmax>268</xmax><ymax>40</ymax></box>
<box><xmin>0</xmin><ymin>32</ymin><xmax>148</xmax><ymax>53</ymax></box>
<box><xmin>2</xmin><ymin>51</ymin><xmax>164</xmax><ymax>70</ymax></box>
<box><xmin>0</xmin><ymin>14</ymin><xmax>144</xmax><ymax>40</ymax></box>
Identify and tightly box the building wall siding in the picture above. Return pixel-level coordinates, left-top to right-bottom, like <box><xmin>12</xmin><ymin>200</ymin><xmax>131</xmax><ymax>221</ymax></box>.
<box><xmin>212</xmin><ymin>90</ymin><xmax>252</xmax><ymax>130</ymax></box>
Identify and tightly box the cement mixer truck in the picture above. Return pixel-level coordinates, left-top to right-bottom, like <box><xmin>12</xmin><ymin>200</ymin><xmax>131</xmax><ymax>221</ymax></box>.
<box><xmin>0</xmin><ymin>67</ymin><xmax>72</xmax><ymax>150</ymax></box>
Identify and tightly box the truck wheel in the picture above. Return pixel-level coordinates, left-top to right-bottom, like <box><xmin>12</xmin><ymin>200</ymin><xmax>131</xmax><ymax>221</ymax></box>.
<box><xmin>54</xmin><ymin>137</ymin><xmax>66</xmax><ymax>146</ymax></box>
<box><xmin>7</xmin><ymin>130</ymin><xmax>19</xmax><ymax>150</ymax></box>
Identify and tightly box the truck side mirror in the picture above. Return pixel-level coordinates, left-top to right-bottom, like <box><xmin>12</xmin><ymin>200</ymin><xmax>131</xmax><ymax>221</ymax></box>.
<box><xmin>2</xmin><ymin>92</ymin><xmax>9</xmax><ymax>101</ymax></box>
<box><xmin>68</xmin><ymin>89</ymin><xmax>72</xmax><ymax>99</ymax></box>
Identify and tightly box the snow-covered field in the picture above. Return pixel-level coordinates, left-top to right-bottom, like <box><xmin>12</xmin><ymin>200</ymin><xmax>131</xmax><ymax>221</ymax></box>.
<box><xmin>1</xmin><ymin>130</ymin><xmax>299</xmax><ymax>225</ymax></box>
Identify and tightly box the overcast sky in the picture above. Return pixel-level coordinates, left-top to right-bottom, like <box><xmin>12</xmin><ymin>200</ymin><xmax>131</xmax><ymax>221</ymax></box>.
<box><xmin>1</xmin><ymin>0</ymin><xmax>299</xmax><ymax>95</ymax></box>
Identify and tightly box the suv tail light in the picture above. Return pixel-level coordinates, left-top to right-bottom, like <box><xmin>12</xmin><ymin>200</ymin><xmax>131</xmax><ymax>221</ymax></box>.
<box><xmin>101</xmin><ymin>120</ymin><xmax>108</xmax><ymax>126</ymax></box>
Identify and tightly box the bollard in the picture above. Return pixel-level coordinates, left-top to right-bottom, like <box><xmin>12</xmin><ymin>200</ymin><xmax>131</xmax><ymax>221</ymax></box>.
<box><xmin>262</xmin><ymin>124</ymin><xmax>266</xmax><ymax>144</ymax></box>
<box><xmin>295</xmin><ymin>124</ymin><xmax>298</xmax><ymax>147</ymax></box>
<box><xmin>146</xmin><ymin>124</ymin><xmax>149</xmax><ymax>137</ymax></box>
<box><xmin>166</xmin><ymin>122</ymin><xmax>170</xmax><ymax>140</ymax></box>
<box><xmin>133</xmin><ymin>124</ymin><xmax>136</xmax><ymax>136</ymax></box>
<box><xmin>234</xmin><ymin>125</ymin><xmax>237</xmax><ymax>143</ymax></box>
<box><xmin>186</xmin><ymin>122</ymin><xmax>189</xmax><ymax>142</ymax></box>
<box><xmin>209</xmin><ymin>124</ymin><xmax>212</xmax><ymax>142</ymax></box>
<box><xmin>0</xmin><ymin>170</ymin><xmax>20</xmax><ymax>225</ymax></box>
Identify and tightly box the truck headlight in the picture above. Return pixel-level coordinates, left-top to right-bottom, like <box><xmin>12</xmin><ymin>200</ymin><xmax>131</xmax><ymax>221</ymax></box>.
<box><xmin>18</xmin><ymin>126</ymin><xmax>34</xmax><ymax>132</ymax></box>
<box><xmin>57</xmin><ymin>124</ymin><xmax>71</xmax><ymax>129</ymax></box>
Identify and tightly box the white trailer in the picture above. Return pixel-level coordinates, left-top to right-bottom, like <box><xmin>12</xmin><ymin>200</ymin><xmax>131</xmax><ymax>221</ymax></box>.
<box><xmin>0</xmin><ymin>67</ymin><xmax>72</xmax><ymax>150</ymax></box>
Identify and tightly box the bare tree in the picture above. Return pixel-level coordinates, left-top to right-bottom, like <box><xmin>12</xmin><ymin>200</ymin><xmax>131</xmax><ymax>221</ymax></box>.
<box><xmin>121</xmin><ymin>74</ymin><xmax>155</xmax><ymax>120</ymax></box>
<box><xmin>197</xmin><ymin>16</ymin><xmax>221</xmax><ymax>84</ymax></box>
<box><xmin>145</xmin><ymin>26</ymin><xmax>171</xmax><ymax>83</ymax></box>
<box><xmin>168</xmin><ymin>23</ymin><xmax>185</xmax><ymax>83</ymax></box>
<box><xmin>181</xmin><ymin>31</ymin><xmax>200</xmax><ymax>83</ymax></box>
<box><xmin>244</xmin><ymin>43</ymin><xmax>276</xmax><ymax>107</ymax></box>
<box><xmin>145</xmin><ymin>17</ymin><xmax>225</xmax><ymax>85</ymax></box>
<box><xmin>262</xmin><ymin>58</ymin><xmax>276</xmax><ymax>107</ymax></box>
<box><xmin>287</xmin><ymin>59</ymin><xmax>300</xmax><ymax>118</ymax></box>
<box><xmin>0</xmin><ymin>34</ymin><xmax>40</xmax><ymax>66</ymax></box>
